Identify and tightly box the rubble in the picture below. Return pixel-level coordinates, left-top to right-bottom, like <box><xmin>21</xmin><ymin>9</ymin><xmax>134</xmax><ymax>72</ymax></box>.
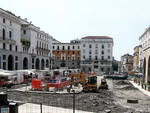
<box><xmin>116</xmin><ymin>80</ymin><xmax>131</xmax><ymax>85</ymax></box>
<box><xmin>121</xmin><ymin>85</ymin><xmax>138</xmax><ymax>90</ymax></box>
<box><xmin>1</xmin><ymin>79</ymin><xmax>150</xmax><ymax>113</ymax></box>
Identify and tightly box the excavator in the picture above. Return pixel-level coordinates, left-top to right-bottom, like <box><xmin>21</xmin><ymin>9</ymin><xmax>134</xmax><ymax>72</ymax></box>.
<box><xmin>69</xmin><ymin>73</ymin><xmax>108</xmax><ymax>92</ymax></box>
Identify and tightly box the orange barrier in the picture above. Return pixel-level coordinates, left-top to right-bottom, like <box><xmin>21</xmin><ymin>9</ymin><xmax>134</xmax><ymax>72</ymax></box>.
<box><xmin>31</xmin><ymin>78</ymin><xmax>42</xmax><ymax>90</ymax></box>
<box><xmin>46</xmin><ymin>79</ymin><xmax>70</xmax><ymax>90</ymax></box>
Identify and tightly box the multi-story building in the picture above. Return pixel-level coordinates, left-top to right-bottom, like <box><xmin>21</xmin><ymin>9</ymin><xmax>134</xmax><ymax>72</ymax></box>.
<box><xmin>133</xmin><ymin>45</ymin><xmax>140</xmax><ymax>72</ymax></box>
<box><xmin>52</xmin><ymin>40</ymin><xmax>80</xmax><ymax>69</ymax></box>
<box><xmin>139</xmin><ymin>26</ymin><xmax>150</xmax><ymax>83</ymax></box>
<box><xmin>80</xmin><ymin>36</ymin><xmax>113</xmax><ymax>74</ymax></box>
<box><xmin>0</xmin><ymin>8</ymin><xmax>52</xmax><ymax>70</ymax></box>
<box><xmin>138</xmin><ymin>45</ymin><xmax>143</xmax><ymax>73</ymax></box>
<box><xmin>121</xmin><ymin>54</ymin><xmax>133</xmax><ymax>73</ymax></box>
<box><xmin>21</xmin><ymin>22</ymin><xmax>52</xmax><ymax>70</ymax></box>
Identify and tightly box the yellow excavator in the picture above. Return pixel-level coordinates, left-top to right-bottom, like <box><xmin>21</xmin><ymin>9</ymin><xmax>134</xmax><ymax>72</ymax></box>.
<box><xmin>69</xmin><ymin>73</ymin><xmax>100</xmax><ymax>92</ymax></box>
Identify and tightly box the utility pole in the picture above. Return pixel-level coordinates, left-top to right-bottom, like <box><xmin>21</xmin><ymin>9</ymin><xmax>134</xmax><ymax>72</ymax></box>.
<box><xmin>72</xmin><ymin>90</ymin><xmax>75</xmax><ymax>113</ymax></box>
<box><xmin>40</xmin><ymin>103</ymin><xmax>42</xmax><ymax>113</ymax></box>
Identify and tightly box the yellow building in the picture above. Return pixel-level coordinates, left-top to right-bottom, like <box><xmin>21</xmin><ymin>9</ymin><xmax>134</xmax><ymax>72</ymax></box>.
<box><xmin>133</xmin><ymin>45</ymin><xmax>140</xmax><ymax>72</ymax></box>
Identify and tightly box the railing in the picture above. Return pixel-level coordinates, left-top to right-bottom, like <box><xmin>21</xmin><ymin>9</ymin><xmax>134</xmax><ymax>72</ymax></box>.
<box><xmin>36</xmin><ymin>47</ymin><xmax>50</xmax><ymax>52</ymax></box>
<box><xmin>0</xmin><ymin>38</ymin><xmax>16</xmax><ymax>44</ymax></box>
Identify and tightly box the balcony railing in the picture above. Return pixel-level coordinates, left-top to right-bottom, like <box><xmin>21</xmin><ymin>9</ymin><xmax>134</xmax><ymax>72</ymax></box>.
<box><xmin>0</xmin><ymin>38</ymin><xmax>16</xmax><ymax>44</ymax></box>
<box><xmin>36</xmin><ymin>47</ymin><xmax>50</xmax><ymax>52</ymax></box>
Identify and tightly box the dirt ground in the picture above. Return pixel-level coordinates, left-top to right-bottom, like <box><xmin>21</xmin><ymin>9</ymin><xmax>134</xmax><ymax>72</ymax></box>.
<box><xmin>1</xmin><ymin>79</ymin><xmax>150</xmax><ymax>113</ymax></box>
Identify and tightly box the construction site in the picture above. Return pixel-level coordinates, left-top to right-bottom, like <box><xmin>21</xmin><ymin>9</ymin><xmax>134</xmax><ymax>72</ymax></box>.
<box><xmin>0</xmin><ymin>69</ymin><xmax>150</xmax><ymax>113</ymax></box>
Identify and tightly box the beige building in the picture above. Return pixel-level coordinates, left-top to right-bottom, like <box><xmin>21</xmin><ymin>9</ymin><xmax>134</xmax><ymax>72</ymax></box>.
<box><xmin>121</xmin><ymin>54</ymin><xmax>133</xmax><ymax>73</ymax></box>
<box><xmin>133</xmin><ymin>45</ymin><xmax>140</xmax><ymax>72</ymax></box>
<box><xmin>139</xmin><ymin>26</ymin><xmax>150</xmax><ymax>83</ymax></box>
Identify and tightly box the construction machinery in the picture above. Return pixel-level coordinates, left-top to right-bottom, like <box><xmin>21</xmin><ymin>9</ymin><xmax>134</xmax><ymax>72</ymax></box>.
<box><xmin>83</xmin><ymin>75</ymin><xmax>98</xmax><ymax>92</ymax></box>
<box><xmin>99</xmin><ymin>78</ymin><xmax>108</xmax><ymax>89</ymax></box>
<box><xmin>68</xmin><ymin>73</ymin><xmax>109</xmax><ymax>92</ymax></box>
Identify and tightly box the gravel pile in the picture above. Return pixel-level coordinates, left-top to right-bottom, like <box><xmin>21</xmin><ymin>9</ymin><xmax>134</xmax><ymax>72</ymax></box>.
<box><xmin>116</xmin><ymin>80</ymin><xmax>131</xmax><ymax>85</ymax></box>
<box><xmin>121</xmin><ymin>85</ymin><xmax>138</xmax><ymax>90</ymax></box>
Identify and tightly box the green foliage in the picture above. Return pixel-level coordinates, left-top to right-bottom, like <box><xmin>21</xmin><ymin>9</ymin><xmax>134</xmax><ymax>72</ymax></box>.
<box><xmin>21</xmin><ymin>38</ymin><xmax>30</xmax><ymax>48</ymax></box>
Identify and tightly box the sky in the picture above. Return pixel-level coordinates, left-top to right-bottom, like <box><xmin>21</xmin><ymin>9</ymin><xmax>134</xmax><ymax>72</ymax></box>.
<box><xmin>1</xmin><ymin>0</ymin><xmax>150</xmax><ymax>60</ymax></box>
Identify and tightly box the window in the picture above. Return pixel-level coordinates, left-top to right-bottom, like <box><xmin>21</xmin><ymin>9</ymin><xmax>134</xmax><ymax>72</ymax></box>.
<box><xmin>89</xmin><ymin>44</ymin><xmax>92</xmax><ymax>48</ymax></box>
<box><xmin>72</xmin><ymin>56</ymin><xmax>75</xmax><ymax>60</ymax></box>
<box><xmin>15</xmin><ymin>56</ymin><xmax>18</xmax><ymax>61</ymax></box>
<box><xmin>3</xmin><ymin>29</ymin><xmax>5</xmax><ymax>40</ymax></box>
<box><xmin>95</xmin><ymin>56</ymin><xmax>98</xmax><ymax>60</ymax></box>
<box><xmin>78</xmin><ymin>46</ymin><xmax>80</xmax><ymax>49</ymax></box>
<box><xmin>23</xmin><ymin>30</ymin><xmax>26</xmax><ymax>34</ymax></box>
<box><xmin>3</xmin><ymin>43</ymin><xmax>5</xmax><ymax>49</ymax></box>
<box><xmin>72</xmin><ymin>46</ymin><xmax>75</xmax><ymax>49</ymax></box>
<box><xmin>95</xmin><ymin>44</ymin><xmax>98</xmax><ymax>48</ymax></box>
<box><xmin>68</xmin><ymin>46</ymin><xmax>70</xmax><ymax>50</ymax></box>
<box><xmin>9</xmin><ymin>45</ymin><xmax>12</xmax><ymax>51</ymax></box>
<box><xmin>108</xmin><ymin>44</ymin><xmax>111</xmax><ymax>48</ymax></box>
<box><xmin>32</xmin><ymin>65</ymin><xmax>34</xmax><ymax>69</ymax></box>
<box><xmin>101</xmin><ymin>56</ymin><xmax>104</xmax><ymax>60</ymax></box>
<box><xmin>57</xmin><ymin>46</ymin><xmax>59</xmax><ymax>50</ymax></box>
<box><xmin>83</xmin><ymin>56</ymin><xmax>85</xmax><ymax>59</ymax></box>
<box><xmin>16</xmin><ymin>46</ymin><xmax>18</xmax><ymax>51</ymax></box>
<box><xmin>102</xmin><ymin>50</ymin><xmax>104</xmax><ymax>54</ymax></box>
<box><xmin>62</xmin><ymin>56</ymin><xmax>65</xmax><ymax>60</ymax></box>
<box><xmin>32</xmin><ymin>58</ymin><xmax>34</xmax><ymax>63</ymax></box>
<box><xmin>15</xmin><ymin>63</ymin><xmax>18</xmax><ymax>70</ymax></box>
<box><xmin>102</xmin><ymin>44</ymin><xmax>104</xmax><ymax>49</ymax></box>
<box><xmin>89</xmin><ymin>51</ymin><xmax>92</xmax><ymax>54</ymax></box>
<box><xmin>37</xmin><ymin>41</ymin><xmax>39</xmax><ymax>47</ymax></box>
<box><xmin>101</xmin><ymin>68</ymin><xmax>104</xmax><ymax>72</ymax></box>
<box><xmin>3</xmin><ymin>55</ymin><xmax>6</xmax><ymax>60</ymax></box>
<box><xmin>95</xmin><ymin>50</ymin><xmax>98</xmax><ymax>54</ymax></box>
<box><xmin>9</xmin><ymin>31</ymin><xmax>12</xmax><ymax>39</ymax></box>
<box><xmin>10</xmin><ymin>21</ymin><xmax>12</xmax><ymax>26</ymax></box>
<box><xmin>83</xmin><ymin>44</ymin><xmax>85</xmax><ymax>47</ymax></box>
<box><xmin>94</xmin><ymin>65</ymin><xmax>98</xmax><ymax>69</ymax></box>
<box><xmin>68</xmin><ymin>56</ymin><xmax>70</xmax><ymax>60</ymax></box>
<box><xmin>3</xmin><ymin>18</ymin><xmax>5</xmax><ymax>23</ymax></box>
<box><xmin>3</xmin><ymin>62</ymin><xmax>6</xmax><ymax>70</ymax></box>
<box><xmin>62</xmin><ymin>46</ymin><xmax>65</xmax><ymax>50</ymax></box>
<box><xmin>107</xmin><ymin>68</ymin><xmax>110</xmax><ymax>72</ymax></box>
<box><xmin>89</xmin><ymin>56</ymin><xmax>91</xmax><ymax>60</ymax></box>
<box><xmin>108</xmin><ymin>56</ymin><xmax>110</xmax><ymax>59</ymax></box>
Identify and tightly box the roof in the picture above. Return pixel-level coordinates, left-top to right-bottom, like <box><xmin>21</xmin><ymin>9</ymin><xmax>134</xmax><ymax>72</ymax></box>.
<box><xmin>139</xmin><ymin>26</ymin><xmax>150</xmax><ymax>40</ymax></box>
<box><xmin>82</xmin><ymin>36</ymin><xmax>112</xmax><ymax>39</ymax></box>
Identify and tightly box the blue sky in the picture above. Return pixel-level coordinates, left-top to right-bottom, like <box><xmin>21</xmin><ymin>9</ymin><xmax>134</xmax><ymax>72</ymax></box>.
<box><xmin>1</xmin><ymin>0</ymin><xmax>150</xmax><ymax>60</ymax></box>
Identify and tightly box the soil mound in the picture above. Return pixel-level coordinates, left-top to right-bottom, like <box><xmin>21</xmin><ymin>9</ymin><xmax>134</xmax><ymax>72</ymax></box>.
<box><xmin>116</xmin><ymin>80</ymin><xmax>131</xmax><ymax>85</ymax></box>
<box><xmin>121</xmin><ymin>85</ymin><xmax>138</xmax><ymax>90</ymax></box>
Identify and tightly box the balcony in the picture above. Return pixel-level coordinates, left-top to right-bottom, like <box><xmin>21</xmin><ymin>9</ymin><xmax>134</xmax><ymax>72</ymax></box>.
<box><xmin>31</xmin><ymin>53</ymin><xmax>36</xmax><ymax>57</ymax></box>
<box><xmin>21</xmin><ymin>38</ymin><xmax>30</xmax><ymax>48</ymax></box>
<box><xmin>36</xmin><ymin>47</ymin><xmax>50</xmax><ymax>52</ymax></box>
<box><xmin>0</xmin><ymin>38</ymin><xmax>16</xmax><ymax>44</ymax></box>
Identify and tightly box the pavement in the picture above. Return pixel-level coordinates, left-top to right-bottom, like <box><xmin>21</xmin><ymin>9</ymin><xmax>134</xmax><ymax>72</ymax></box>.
<box><xmin>19</xmin><ymin>103</ymin><xmax>93</xmax><ymax>113</ymax></box>
<box><xmin>130</xmin><ymin>81</ymin><xmax>150</xmax><ymax>97</ymax></box>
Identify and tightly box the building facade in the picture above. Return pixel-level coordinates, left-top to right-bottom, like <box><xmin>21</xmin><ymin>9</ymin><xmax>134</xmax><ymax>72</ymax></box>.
<box><xmin>121</xmin><ymin>54</ymin><xmax>133</xmax><ymax>73</ymax></box>
<box><xmin>139</xmin><ymin>26</ymin><xmax>150</xmax><ymax>83</ymax></box>
<box><xmin>133</xmin><ymin>45</ymin><xmax>140</xmax><ymax>72</ymax></box>
<box><xmin>52</xmin><ymin>40</ymin><xmax>80</xmax><ymax>69</ymax></box>
<box><xmin>0</xmin><ymin>8</ymin><xmax>52</xmax><ymax>70</ymax></box>
<box><xmin>80</xmin><ymin>36</ymin><xmax>113</xmax><ymax>74</ymax></box>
